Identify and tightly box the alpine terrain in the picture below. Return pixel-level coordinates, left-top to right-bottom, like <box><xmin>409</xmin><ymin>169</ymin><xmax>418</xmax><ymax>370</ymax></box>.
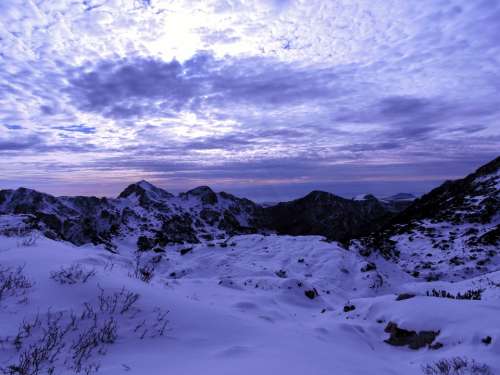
<box><xmin>0</xmin><ymin>156</ymin><xmax>499</xmax><ymax>375</ymax></box>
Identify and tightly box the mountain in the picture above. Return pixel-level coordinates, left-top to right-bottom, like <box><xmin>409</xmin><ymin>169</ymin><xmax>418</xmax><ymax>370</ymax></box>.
<box><xmin>1</xmin><ymin>156</ymin><xmax>497</xmax><ymax>255</ymax></box>
<box><xmin>1</xmin><ymin>157</ymin><xmax>499</xmax><ymax>374</ymax></box>
<box><xmin>0</xmin><ymin>183</ymin><xmax>409</xmax><ymax>249</ymax></box>
<box><xmin>360</xmin><ymin>156</ymin><xmax>500</xmax><ymax>281</ymax></box>
<box><xmin>264</xmin><ymin>191</ymin><xmax>394</xmax><ymax>243</ymax></box>
<box><xmin>380</xmin><ymin>193</ymin><xmax>416</xmax><ymax>212</ymax></box>
<box><xmin>384</xmin><ymin>193</ymin><xmax>417</xmax><ymax>201</ymax></box>
<box><xmin>0</xmin><ymin>187</ymin><xmax>119</xmax><ymax>246</ymax></box>
<box><xmin>0</xmin><ymin>182</ymin><xmax>267</xmax><ymax>251</ymax></box>
<box><xmin>354</xmin><ymin>192</ymin><xmax>416</xmax><ymax>212</ymax></box>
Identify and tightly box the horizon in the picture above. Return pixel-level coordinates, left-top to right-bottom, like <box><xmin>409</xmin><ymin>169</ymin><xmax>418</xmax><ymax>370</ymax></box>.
<box><xmin>2</xmin><ymin>178</ymin><xmax>427</xmax><ymax>202</ymax></box>
<box><xmin>1</xmin><ymin>1</ymin><xmax>499</xmax><ymax>199</ymax></box>
<box><xmin>0</xmin><ymin>154</ymin><xmax>491</xmax><ymax>202</ymax></box>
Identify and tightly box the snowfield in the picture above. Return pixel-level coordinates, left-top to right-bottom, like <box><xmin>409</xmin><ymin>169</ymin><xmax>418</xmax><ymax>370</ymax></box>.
<box><xmin>1</xmin><ymin>233</ymin><xmax>499</xmax><ymax>375</ymax></box>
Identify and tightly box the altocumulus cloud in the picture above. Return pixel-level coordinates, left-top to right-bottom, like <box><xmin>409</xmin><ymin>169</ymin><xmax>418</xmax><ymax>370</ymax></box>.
<box><xmin>0</xmin><ymin>0</ymin><xmax>499</xmax><ymax>198</ymax></box>
<box><xmin>66</xmin><ymin>53</ymin><xmax>340</xmax><ymax>119</ymax></box>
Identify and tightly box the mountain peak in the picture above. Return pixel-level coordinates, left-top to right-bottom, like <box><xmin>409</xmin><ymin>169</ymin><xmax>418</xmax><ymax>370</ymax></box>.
<box><xmin>181</xmin><ymin>186</ymin><xmax>218</xmax><ymax>204</ymax></box>
<box><xmin>118</xmin><ymin>180</ymin><xmax>173</xmax><ymax>201</ymax></box>
<box><xmin>136</xmin><ymin>180</ymin><xmax>156</xmax><ymax>190</ymax></box>
<box><xmin>473</xmin><ymin>155</ymin><xmax>500</xmax><ymax>178</ymax></box>
<box><xmin>186</xmin><ymin>186</ymin><xmax>214</xmax><ymax>195</ymax></box>
<box><xmin>304</xmin><ymin>190</ymin><xmax>345</xmax><ymax>202</ymax></box>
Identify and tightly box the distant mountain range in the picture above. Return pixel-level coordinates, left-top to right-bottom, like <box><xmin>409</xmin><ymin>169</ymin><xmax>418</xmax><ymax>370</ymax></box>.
<box><xmin>0</xmin><ymin>183</ymin><xmax>413</xmax><ymax>250</ymax></box>
<box><xmin>0</xmin><ymin>157</ymin><xmax>498</xmax><ymax>263</ymax></box>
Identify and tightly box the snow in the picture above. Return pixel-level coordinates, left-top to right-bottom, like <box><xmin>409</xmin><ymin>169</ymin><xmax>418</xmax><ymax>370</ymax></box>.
<box><xmin>1</xmin><ymin>233</ymin><xmax>499</xmax><ymax>374</ymax></box>
<box><xmin>353</xmin><ymin>194</ymin><xmax>371</xmax><ymax>201</ymax></box>
<box><xmin>388</xmin><ymin>217</ymin><xmax>500</xmax><ymax>282</ymax></box>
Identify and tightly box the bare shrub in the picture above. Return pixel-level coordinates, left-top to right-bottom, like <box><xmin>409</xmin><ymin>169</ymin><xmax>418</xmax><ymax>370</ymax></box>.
<box><xmin>2</xmin><ymin>310</ymin><xmax>72</xmax><ymax>375</ymax></box>
<box><xmin>97</xmin><ymin>285</ymin><xmax>140</xmax><ymax>316</ymax></box>
<box><xmin>0</xmin><ymin>287</ymin><xmax>168</xmax><ymax>375</ymax></box>
<box><xmin>422</xmin><ymin>357</ymin><xmax>492</xmax><ymax>375</ymax></box>
<box><xmin>0</xmin><ymin>265</ymin><xmax>33</xmax><ymax>303</ymax></box>
<box><xmin>69</xmin><ymin>317</ymin><xmax>117</xmax><ymax>373</ymax></box>
<box><xmin>16</xmin><ymin>228</ymin><xmax>39</xmax><ymax>248</ymax></box>
<box><xmin>133</xmin><ymin>307</ymin><xmax>170</xmax><ymax>340</ymax></box>
<box><xmin>102</xmin><ymin>262</ymin><xmax>115</xmax><ymax>273</ymax></box>
<box><xmin>426</xmin><ymin>289</ymin><xmax>483</xmax><ymax>300</ymax></box>
<box><xmin>50</xmin><ymin>265</ymin><xmax>96</xmax><ymax>285</ymax></box>
<box><xmin>130</xmin><ymin>255</ymin><xmax>155</xmax><ymax>283</ymax></box>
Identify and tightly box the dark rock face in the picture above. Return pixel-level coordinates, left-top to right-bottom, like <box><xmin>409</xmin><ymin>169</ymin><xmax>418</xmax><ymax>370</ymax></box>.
<box><xmin>0</xmin><ymin>179</ymin><xmax>417</xmax><ymax>249</ymax></box>
<box><xmin>4</xmin><ymin>157</ymin><xmax>496</xmax><ymax>252</ymax></box>
<box><xmin>137</xmin><ymin>235</ymin><xmax>155</xmax><ymax>252</ymax></box>
<box><xmin>478</xmin><ymin>224</ymin><xmax>500</xmax><ymax>246</ymax></box>
<box><xmin>180</xmin><ymin>186</ymin><xmax>218</xmax><ymax>205</ymax></box>
<box><xmin>264</xmin><ymin>191</ymin><xmax>394</xmax><ymax>243</ymax></box>
<box><xmin>119</xmin><ymin>180</ymin><xmax>173</xmax><ymax>210</ymax></box>
<box><xmin>156</xmin><ymin>214</ymin><xmax>199</xmax><ymax>245</ymax></box>
<box><xmin>0</xmin><ymin>182</ymin><xmax>267</xmax><ymax>248</ymax></box>
<box><xmin>0</xmin><ymin>188</ymin><xmax>120</xmax><ymax>248</ymax></box>
<box><xmin>364</xmin><ymin>156</ymin><xmax>499</xmax><ymax>280</ymax></box>
<box><xmin>390</xmin><ymin>156</ymin><xmax>499</xmax><ymax>226</ymax></box>
<box><xmin>384</xmin><ymin>322</ymin><xmax>439</xmax><ymax>350</ymax></box>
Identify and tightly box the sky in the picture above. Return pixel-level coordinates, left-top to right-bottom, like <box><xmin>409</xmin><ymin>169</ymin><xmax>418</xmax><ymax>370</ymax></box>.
<box><xmin>0</xmin><ymin>0</ymin><xmax>499</xmax><ymax>201</ymax></box>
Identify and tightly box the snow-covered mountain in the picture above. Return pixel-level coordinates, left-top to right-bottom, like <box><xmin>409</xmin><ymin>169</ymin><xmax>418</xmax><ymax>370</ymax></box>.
<box><xmin>1</xmin><ymin>158</ymin><xmax>497</xmax><ymax>259</ymax></box>
<box><xmin>0</xmin><ymin>181</ymin><xmax>267</xmax><ymax>251</ymax></box>
<box><xmin>383</xmin><ymin>192</ymin><xmax>417</xmax><ymax>202</ymax></box>
<box><xmin>361</xmin><ymin>156</ymin><xmax>500</xmax><ymax>281</ymax></box>
<box><xmin>0</xmin><ymin>182</ymin><xmax>407</xmax><ymax>249</ymax></box>
<box><xmin>0</xmin><ymin>156</ymin><xmax>499</xmax><ymax>374</ymax></box>
<box><xmin>380</xmin><ymin>192</ymin><xmax>417</xmax><ymax>212</ymax></box>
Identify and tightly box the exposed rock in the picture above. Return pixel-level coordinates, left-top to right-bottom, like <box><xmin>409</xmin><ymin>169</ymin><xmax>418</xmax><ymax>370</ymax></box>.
<box><xmin>343</xmin><ymin>304</ymin><xmax>356</xmax><ymax>312</ymax></box>
<box><xmin>179</xmin><ymin>247</ymin><xmax>193</xmax><ymax>256</ymax></box>
<box><xmin>482</xmin><ymin>336</ymin><xmax>492</xmax><ymax>345</ymax></box>
<box><xmin>180</xmin><ymin>186</ymin><xmax>218</xmax><ymax>205</ymax></box>
<box><xmin>389</xmin><ymin>156</ymin><xmax>499</xmax><ymax>226</ymax></box>
<box><xmin>304</xmin><ymin>289</ymin><xmax>319</xmax><ymax>299</ymax></box>
<box><xmin>360</xmin><ymin>156</ymin><xmax>500</xmax><ymax>280</ymax></box>
<box><xmin>361</xmin><ymin>262</ymin><xmax>377</xmax><ymax>272</ymax></box>
<box><xmin>1</xmin><ymin>156</ymin><xmax>497</xmax><ymax>254</ymax></box>
<box><xmin>478</xmin><ymin>225</ymin><xmax>500</xmax><ymax>246</ymax></box>
<box><xmin>395</xmin><ymin>293</ymin><xmax>416</xmax><ymax>301</ymax></box>
<box><xmin>384</xmin><ymin>322</ymin><xmax>439</xmax><ymax>349</ymax></box>
<box><xmin>264</xmin><ymin>191</ymin><xmax>395</xmax><ymax>243</ymax></box>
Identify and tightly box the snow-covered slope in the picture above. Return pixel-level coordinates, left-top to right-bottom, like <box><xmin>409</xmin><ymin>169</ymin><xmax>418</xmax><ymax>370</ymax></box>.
<box><xmin>0</xmin><ymin>182</ymin><xmax>408</xmax><ymax>250</ymax></box>
<box><xmin>0</xmin><ymin>182</ymin><xmax>267</xmax><ymax>251</ymax></box>
<box><xmin>1</xmin><ymin>156</ymin><xmax>499</xmax><ymax>374</ymax></box>
<box><xmin>362</xmin><ymin>156</ymin><xmax>500</xmax><ymax>282</ymax></box>
<box><xmin>1</xmin><ymin>234</ymin><xmax>499</xmax><ymax>374</ymax></box>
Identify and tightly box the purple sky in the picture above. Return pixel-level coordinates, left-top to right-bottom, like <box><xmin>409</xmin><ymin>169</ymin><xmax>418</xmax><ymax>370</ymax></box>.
<box><xmin>0</xmin><ymin>0</ymin><xmax>499</xmax><ymax>201</ymax></box>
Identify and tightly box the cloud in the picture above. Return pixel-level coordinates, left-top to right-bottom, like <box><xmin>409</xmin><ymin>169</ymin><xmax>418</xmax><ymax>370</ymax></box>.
<box><xmin>198</xmin><ymin>28</ymin><xmax>240</xmax><ymax>45</ymax></box>
<box><xmin>0</xmin><ymin>135</ymin><xmax>42</xmax><ymax>151</ymax></box>
<box><xmin>66</xmin><ymin>53</ymin><xmax>341</xmax><ymax>120</ymax></box>
<box><xmin>3</xmin><ymin>124</ymin><xmax>23</xmax><ymax>130</ymax></box>
<box><xmin>67</xmin><ymin>58</ymin><xmax>196</xmax><ymax>117</ymax></box>
<box><xmin>0</xmin><ymin>0</ymin><xmax>499</xmax><ymax>198</ymax></box>
<box><xmin>53</xmin><ymin>124</ymin><xmax>96</xmax><ymax>134</ymax></box>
